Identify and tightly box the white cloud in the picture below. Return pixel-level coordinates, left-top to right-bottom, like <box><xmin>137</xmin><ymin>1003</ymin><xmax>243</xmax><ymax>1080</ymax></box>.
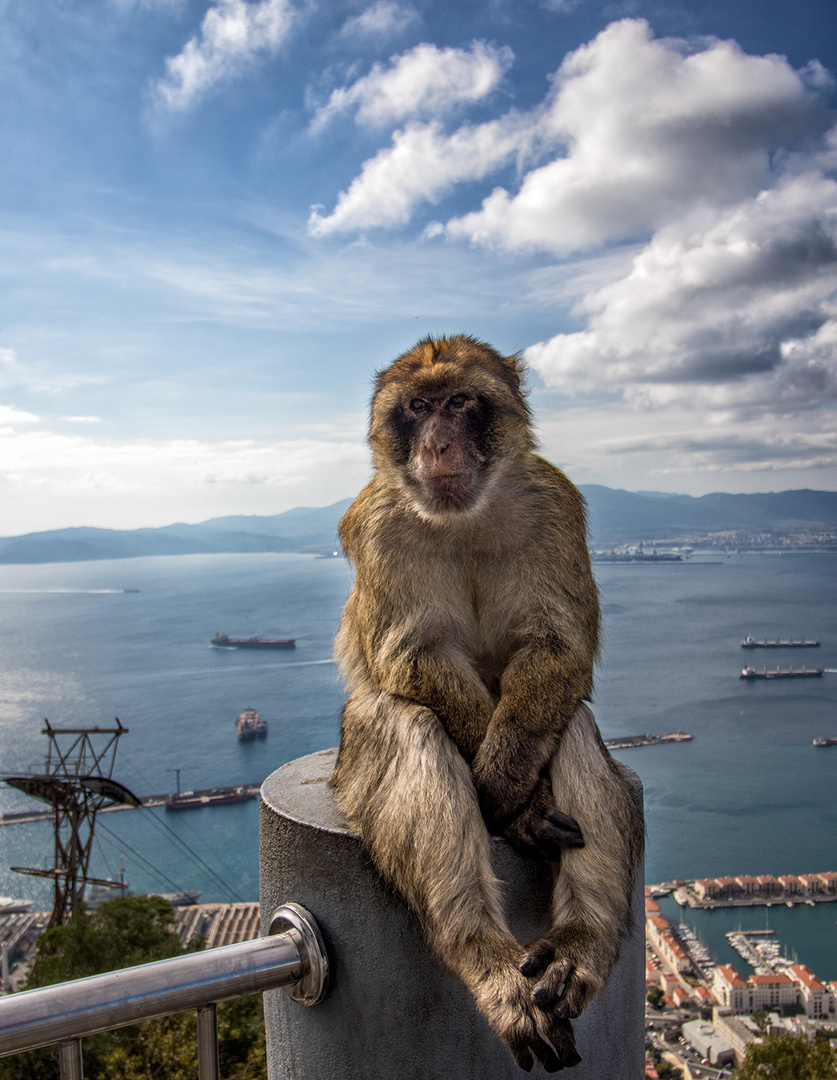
<box><xmin>443</xmin><ymin>19</ymin><xmax>823</xmax><ymax>253</ymax></box>
<box><xmin>0</xmin><ymin>428</ymin><xmax>369</xmax><ymax>531</ymax></box>
<box><xmin>309</xmin><ymin>115</ymin><xmax>528</xmax><ymax>235</ymax></box>
<box><xmin>312</xmin><ymin>40</ymin><xmax>513</xmax><ymax>130</ymax></box>
<box><xmin>339</xmin><ymin>2</ymin><xmax>418</xmax><ymax>42</ymax></box>
<box><xmin>154</xmin><ymin>0</ymin><xmax>294</xmax><ymax>111</ymax></box>
<box><xmin>0</xmin><ymin>404</ymin><xmax>39</xmax><ymax>428</ymax></box>
<box><xmin>526</xmin><ymin>171</ymin><xmax>837</xmax><ymax>415</ymax></box>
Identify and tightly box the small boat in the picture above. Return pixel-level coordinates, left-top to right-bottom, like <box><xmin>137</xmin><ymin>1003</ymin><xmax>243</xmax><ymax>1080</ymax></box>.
<box><xmin>813</xmin><ymin>737</ymin><xmax>837</xmax><ymax>747</ymax></box>
<box><xmin>236</xmin><ymin>708</ymin><xmax>268</xmax><ymax>741</ymax></box>
<box><xmin>0</xmin><ymin>895</ymin><xmax>34</xmax><ymax>914</ymax></box>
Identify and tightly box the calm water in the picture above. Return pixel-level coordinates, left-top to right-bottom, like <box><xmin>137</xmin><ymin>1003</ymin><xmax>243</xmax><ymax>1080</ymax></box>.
<box><xmin>0</xmin><ymin>551</ymin><xmax>835</xmax><ymax>975</ymax></box>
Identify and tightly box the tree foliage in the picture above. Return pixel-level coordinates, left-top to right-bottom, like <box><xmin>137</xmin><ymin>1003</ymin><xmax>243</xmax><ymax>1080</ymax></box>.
<box><xmin>0</xmin><ymin>897</ymin><xmax>265</xmax><ymax>1080</ymax></box>
<box><xmin>736</xmin><ymin>1032</ymin><xmax>837</xmax><ymax>1080</ymax></box>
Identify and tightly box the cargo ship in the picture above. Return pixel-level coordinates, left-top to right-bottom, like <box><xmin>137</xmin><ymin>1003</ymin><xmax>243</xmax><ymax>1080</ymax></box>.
<box><xmin>604</xmin><ymin>731</ymin><xmax>692</xmax><ymax>749</ymax></box>
<box><xmin>740</xmin><ymin>665</ymin><xmax>824</xmax><ymax>680</ymax></box>
<box><xmin>165</xmin><ymin>787</ymin><xmax>256</xmax><ymax>811</ymax></box>
<box><xmin>236</xmin><ymin>708</ymin><xmax>268</xmax><ymax>741</ymax></box>
<box><xmin>741</xmin><ymin>635</ymin><xmax>820</xmax><ymax>649</ymax></box>
<box><xmin>211</xmin><ymin>633</ymin><xmax>295</xmax><ymax>650</ymax></box>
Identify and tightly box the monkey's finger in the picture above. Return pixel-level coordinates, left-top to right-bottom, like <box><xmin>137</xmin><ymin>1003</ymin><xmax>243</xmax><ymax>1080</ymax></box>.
<box><xmin>555</xmin><ymin>970</ymin><xmax>596</xmax><ymax>1020</ymax></box>
<box><xmin>506</xmin><ymin>1030</ymin><xmax>535</xmax><ymax>1072</ymax></box>
<box><xmin>520</xmin><ymin>936</ymin><xmax>556</xmax><ymax>977</ymax></box>
<box><xmin>532</xmin><ymin>957</ymin><xmax>574</xmax><ymax>1009</ymax></box>
<box><xmin>536</xmin><ymin>1016</ymin><xmax>582</xmax><ymax>1071</ymax></box>
<box><xmin>535</xmin><ymin>819</ymin><xmax>584</xmax><ymax>855</ymax></box>
<box><xmin>546</xmin><ymin>810</ymin><xmax>584</xmax><ymax>846</ymax></box>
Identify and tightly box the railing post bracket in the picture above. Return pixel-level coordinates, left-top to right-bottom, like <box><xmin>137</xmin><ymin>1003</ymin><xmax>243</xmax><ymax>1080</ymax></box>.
<box><xmin>268</xmin><ymin>903</ymin><xmax>329</xmax><ymax>1007</ymax></box>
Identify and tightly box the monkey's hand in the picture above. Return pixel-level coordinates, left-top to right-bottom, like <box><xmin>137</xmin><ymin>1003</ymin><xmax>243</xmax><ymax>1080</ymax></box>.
<box><xmin>520</xmin><ymin>925</ymin><xmax>612</xmax><ymax>1020</ymax></box>
<box><xmin>476</xmin><ymin>961</ymin><xmax>582</xmax><ymax>1073</ymax></box>
<box><xmin>471</xmin><ymin>733</ymin><xmax>551</xmax><ymax>835</ymax></box>
<box><xmin>502</xmin><ymin>778</ymin><xmax>584</xmax><ymax>862</ymax></box>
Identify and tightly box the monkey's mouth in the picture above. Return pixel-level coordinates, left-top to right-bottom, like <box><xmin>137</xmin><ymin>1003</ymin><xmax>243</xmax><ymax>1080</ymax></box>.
<box><xmin>418</xmin><ymin>471</ymin><xmax>478</xmax><ymax>512</ymax></box>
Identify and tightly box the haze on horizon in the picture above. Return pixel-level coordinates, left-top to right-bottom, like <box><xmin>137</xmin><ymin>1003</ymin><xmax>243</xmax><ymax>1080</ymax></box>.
<box><xmin>1</xmin><ymin>0</ymin><xmax>836</xmax><ymax>534</ymax></box>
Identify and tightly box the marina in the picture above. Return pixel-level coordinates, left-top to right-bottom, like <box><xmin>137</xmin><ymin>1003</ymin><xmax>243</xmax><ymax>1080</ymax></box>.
<box><xmin>725</xmin><ymin>929</ymin><xmax>788</xmax><ymax>974</ymax></box>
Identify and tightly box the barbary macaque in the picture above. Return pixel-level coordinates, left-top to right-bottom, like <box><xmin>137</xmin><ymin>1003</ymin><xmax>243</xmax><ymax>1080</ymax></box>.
<box><xmin>331</xmin><ymin>335</ymin><xmax>642</xmax><ymax>1072</ymax></box>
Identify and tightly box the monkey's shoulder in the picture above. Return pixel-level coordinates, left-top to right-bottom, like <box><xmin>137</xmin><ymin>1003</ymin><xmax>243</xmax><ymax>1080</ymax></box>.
<box><xmin>518</xmin><ymin>455</ymin><xmax>588</xmax><ymax>527</ymax></box>
<box><xmin>338</xmin><ymin>479</ymin><xmax>415</xmax><ymax>560</ymax></box>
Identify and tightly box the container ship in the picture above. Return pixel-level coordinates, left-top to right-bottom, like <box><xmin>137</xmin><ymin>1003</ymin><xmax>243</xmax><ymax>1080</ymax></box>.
<box><xmin>740</xmin><ymin>665</ymin><xmax>824</xmax><ymax>680</ymax></box>
<box><xmin>741</xmin><ymin>635</ymin><xmax>820</xmax><ymax>649</ymax></box>
<box><xmin>211</xmin><ymin>633</ymin><xmax>295</xmax><ymax>650</ymax></box>
<box><xmin>236</xmin><ymin>708</ymin><xmax>268</xmax><ymax>741</ymax></box>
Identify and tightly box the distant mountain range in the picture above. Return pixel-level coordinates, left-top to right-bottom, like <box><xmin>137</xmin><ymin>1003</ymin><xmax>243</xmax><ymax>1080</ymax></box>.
<box><xmin>0</xmin><ymin>487</ymin><xmax>835</xmax><ymax>564</ymax></box>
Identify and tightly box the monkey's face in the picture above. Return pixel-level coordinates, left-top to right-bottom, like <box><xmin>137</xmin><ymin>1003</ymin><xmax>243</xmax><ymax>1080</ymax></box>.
<box><xmin>394</xmin><ymin>388</ymin><xmax>493</xmax><ymax>515</ymax></box>
<box><xmin>369</xmin><ymin>337</ymin><xmax>533</xmax><ymax>521</ymax></box>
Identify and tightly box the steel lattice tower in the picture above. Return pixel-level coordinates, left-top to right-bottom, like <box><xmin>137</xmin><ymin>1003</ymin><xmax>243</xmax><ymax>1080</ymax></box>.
<box><xmin>3</xmin><ymin>719</ymin><xmax>141</xmax><ymax>927</ymax></box>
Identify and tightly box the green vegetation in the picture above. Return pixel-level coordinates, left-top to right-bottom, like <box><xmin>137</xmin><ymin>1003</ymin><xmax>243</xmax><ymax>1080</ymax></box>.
<box><xmin>0</xmin><ymin>897</ymin><xmax>265</xmax><ymax>1080</ymax></box>
<box><xmin>736</xmin><ymin>1031</ymin><xmax>837</xmax><ymax>1079</ymax></box>
<box><xmin>647</xmin><ymin>986</ymin><xmax>665</xmax><ymax>1008</ymax></box>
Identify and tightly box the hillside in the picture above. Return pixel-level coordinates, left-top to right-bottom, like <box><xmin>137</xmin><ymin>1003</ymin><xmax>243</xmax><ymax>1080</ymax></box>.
<box><xmin>0</xmin><ymin>489</ymin><xmax>835</xmax><ymax>564</ymax></box>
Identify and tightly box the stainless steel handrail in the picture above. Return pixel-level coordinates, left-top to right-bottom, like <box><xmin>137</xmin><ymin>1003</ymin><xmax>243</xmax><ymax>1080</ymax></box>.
<box><xmin>0</xmin><ymin>903</ymin><xmax>328</xmax><ymax>1079</ymax></box>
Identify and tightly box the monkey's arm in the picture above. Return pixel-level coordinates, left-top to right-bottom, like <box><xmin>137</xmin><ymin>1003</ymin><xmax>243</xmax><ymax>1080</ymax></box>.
<box><xmin>472</xmin><ymin>469</ymin><xmax>600</xmax><ymax>834</ymax></box>
<box><xmin>338</xmin><ymin>512</ymin><xmax>496</xmax><ymax>754</ymax></box>
<box><xmin>472</xmin><ymin>634</ymin><xmax>595</xmax><ymax>832</ymax></box>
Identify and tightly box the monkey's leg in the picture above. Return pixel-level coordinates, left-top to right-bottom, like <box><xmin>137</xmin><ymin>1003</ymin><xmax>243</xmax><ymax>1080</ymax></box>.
<box><xmin>332</xmin><ymin>690</ymin><xmax>582</xmax><ymax>1073</ymax></box>
<box><xmin>520</xmin><ymin>702</ymin><xmax>643</xmax><ymax>1020</ymax></box>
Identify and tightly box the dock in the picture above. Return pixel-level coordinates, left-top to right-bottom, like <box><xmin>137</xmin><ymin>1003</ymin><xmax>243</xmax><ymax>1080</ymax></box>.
<box><xmin>0</xmin><ymin>782</ymin><xmax>263</xmax><ymax>826</ymax></box>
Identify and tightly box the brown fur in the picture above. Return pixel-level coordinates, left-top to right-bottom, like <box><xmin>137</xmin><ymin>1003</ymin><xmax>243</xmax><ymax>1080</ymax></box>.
<box><xmin>331</xmin><ymin>335</ymin><xmax>643</xmax><ymax>1072</ymax></box>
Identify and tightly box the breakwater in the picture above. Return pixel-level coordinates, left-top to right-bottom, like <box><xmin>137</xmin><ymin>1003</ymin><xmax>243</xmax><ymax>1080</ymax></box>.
<box><xmin>0</xmin><ymin>783</ymin><xmax>263</xmax><ymax>826</ymax></box>
<box><xmin>664</xmin><ymin>872</ymin><xmax>837</xmax><ymax>910</ymax></box>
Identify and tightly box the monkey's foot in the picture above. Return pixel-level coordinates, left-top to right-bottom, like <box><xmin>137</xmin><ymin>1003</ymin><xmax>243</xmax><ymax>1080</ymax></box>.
<box><xmin>502</xmin><ymin>781</ymin><xmax>584</xmax><ymax>862</ymax></box>
<box><xmin>520</xmin><ymin>926</ymin><xmax>610</xmax><ymax>1020</ymax></box>
<box><xmin>479</xmin><ymin>969</ymin><xmax>582</xmax><ymax>1072</ymax></box>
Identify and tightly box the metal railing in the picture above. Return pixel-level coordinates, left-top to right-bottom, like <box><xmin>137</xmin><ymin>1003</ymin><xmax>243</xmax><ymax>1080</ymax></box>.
<box><xmin>0</xmin><ymin>903</ymin><xmax>328</xmax><ymax>1080</ymax></box>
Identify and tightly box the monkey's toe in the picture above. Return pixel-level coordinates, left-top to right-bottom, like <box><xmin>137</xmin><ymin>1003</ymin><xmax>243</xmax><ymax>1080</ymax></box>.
<box><xmin>506</xmin><ymin>1014</ymin><xmax>580</xmax><ymax>1073</ymax></box>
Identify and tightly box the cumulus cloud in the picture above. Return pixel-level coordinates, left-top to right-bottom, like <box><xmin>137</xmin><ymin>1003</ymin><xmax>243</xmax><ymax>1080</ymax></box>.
<box><xmin>154</xmin><ymin>0</ymin><xmax>294</xmax><ymax>110</ymax></box>
<box><xmin>309</xmin><ymin>17</ymin><xmax>837</xmax><ymax>446</ymax></box>
<box><xmin>443</xmin><ymin>19</ymin><xmax>825</xmax><ymax>253</ymax></box>
<box><xmin>526</xmin><ymin>171</ymin><xmax>837</xmax><ymax>414</ymax></box>
<box><xmin>309</xmin><ymin>115</ymin><xmax>526</xmax><ymax>234</ymax></box>
<box><xmin>339</xmin><ymin>1</ymin><xmax>419</xmax><ymax>42</ymax></box>
<box><xmin>312</xmin><ymin>40</ymin><xmax>513</xmax><ymax>130</ymax></box>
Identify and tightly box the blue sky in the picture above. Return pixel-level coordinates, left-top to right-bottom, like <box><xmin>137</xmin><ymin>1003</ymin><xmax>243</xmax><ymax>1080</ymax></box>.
<box><xmin>1</xmin><ymin>0</ymin><xmax>836</xmax><ymax>532</ymax></box>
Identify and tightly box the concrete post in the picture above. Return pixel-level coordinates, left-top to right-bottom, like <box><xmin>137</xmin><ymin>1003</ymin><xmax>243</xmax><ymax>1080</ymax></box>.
<box><xmin>260</xmin><ymin>748</ymin><xmax>645</xmax><ymax>1080</ymax></box>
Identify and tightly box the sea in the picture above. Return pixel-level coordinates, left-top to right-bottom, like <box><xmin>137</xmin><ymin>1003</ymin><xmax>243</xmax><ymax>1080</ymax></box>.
<box><xmin>0</xmin><ymin>549</ymin><xmax>835</xmax><ymax>979</ymax></box>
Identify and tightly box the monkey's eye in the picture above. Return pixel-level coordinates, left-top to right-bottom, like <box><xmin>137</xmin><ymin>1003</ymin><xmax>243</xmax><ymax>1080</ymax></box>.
<box><xmin>448</xmin><ymin>394</ymin><xmax>469</xmax><ymax>409</ymax></box>
<box><xmin>409</xmin><ymin>398</ymin><xmax>430</xmax><ymax>412</ymax></box>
